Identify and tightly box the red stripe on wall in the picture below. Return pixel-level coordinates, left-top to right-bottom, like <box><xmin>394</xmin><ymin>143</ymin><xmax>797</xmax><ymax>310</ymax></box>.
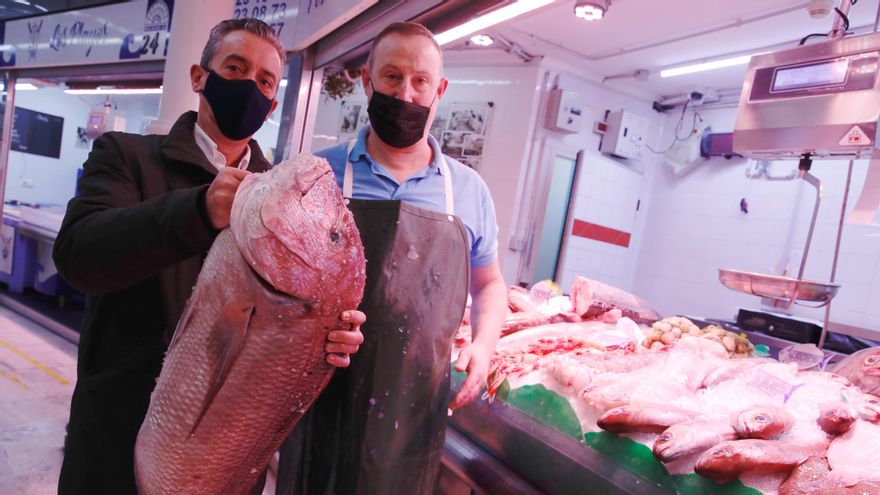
<box><xmin>572</xmin><ymin>219</ymin><xmax>631</xmax><ymax>248</ymax></box>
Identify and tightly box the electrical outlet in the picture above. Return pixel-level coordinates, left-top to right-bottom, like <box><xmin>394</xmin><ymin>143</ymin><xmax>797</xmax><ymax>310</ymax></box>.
<box><xmin>21</xmin><ymin>179</ymin><xmax>34</xmax><ymax>188</ymax></box>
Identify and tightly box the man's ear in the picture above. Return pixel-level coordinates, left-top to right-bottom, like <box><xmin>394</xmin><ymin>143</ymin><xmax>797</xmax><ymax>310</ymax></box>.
<box><xmin>190</xmin><ymin>64</ymin><xmax>207</xmax><ymax>93</ymax></box>
<box><xmin>361</xmin><ymin>66</ymin><xmax>371</xmax><ymax>95</ymax></box>
<box><xmin>265</xmin><ymin>99</ymin><xmax>279</xmax><ymax>120</ymax></box>
<box><xmin>436</xmin><ymin>76</ymin><xmax>449</xmax><ymax>101</ymax></box>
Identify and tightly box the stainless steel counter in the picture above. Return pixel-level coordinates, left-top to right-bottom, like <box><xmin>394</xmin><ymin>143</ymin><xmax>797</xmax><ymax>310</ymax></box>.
<box><xmin>442</xmin><ymin>373</ymin><xmax>674</xmax><ymax>495</ymax></box>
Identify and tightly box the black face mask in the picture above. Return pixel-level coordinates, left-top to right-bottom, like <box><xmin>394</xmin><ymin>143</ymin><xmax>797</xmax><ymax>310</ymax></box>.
<box><xmin>202</xmin><ymin>70</ymin><xmax>274</xmax><ymax>140</ymax></box>
<box><xmin>367</xmin><ymin>85</ymin><xmax>434</xmax><ymax>148</ymax></box>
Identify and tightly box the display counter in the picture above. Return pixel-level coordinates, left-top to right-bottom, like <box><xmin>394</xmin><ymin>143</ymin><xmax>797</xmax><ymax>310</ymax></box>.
<box><xmin>441</xmin><ymin>329</ymin><xmax>868</xmax><ymax>495</ymax></box>
<box><xmin>443</xmin><ymin>373</ymin><xmax>712</xmax><ymax>495</ymax></box>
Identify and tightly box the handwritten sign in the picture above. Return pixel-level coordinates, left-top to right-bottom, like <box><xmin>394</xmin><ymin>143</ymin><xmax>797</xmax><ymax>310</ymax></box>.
<box><xmin>232</xmin><ymin>0</ymin><xmax>377</xmax><ymax>52</ymax></box>
<box><xmin>0</xmin><ymin>0</ymin><xmax>174</xmax><ymax>69</ymax></box>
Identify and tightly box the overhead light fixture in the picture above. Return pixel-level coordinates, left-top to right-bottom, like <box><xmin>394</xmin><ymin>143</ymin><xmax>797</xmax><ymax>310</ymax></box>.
<box><xmin>470</xmin><ymin>34</ymin><xmax>494</xmax><ymax>46</ymax></box>
<box><xmin>64</xmin><ymin>86</ymin><xmax>163</xmax><ymax>95</ymax></box>
<box><xmin>574</xmin><ymin>0</ymin><xmax>609</xmax><ymax>21</ymax></box>
<box><xmin>660</xmin><ymin>55</ymin><xmax>752</xmax><ymax>78</ymax></box>
<box><xmin>0</xmin><ymin>82</ymin><xmax>38</xmax><ymax>91</ymax></box>
<box><xmin>434</xmin><ymin>0</ymin><xmax>555</xmax><ymax>46</ymax></box>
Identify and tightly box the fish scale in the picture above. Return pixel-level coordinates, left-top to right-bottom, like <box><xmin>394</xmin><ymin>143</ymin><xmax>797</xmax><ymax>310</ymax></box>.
<box><xmin>134</xmin><ymin>155</ymin><xmax>366</xmax><ymax>495</ymax></box>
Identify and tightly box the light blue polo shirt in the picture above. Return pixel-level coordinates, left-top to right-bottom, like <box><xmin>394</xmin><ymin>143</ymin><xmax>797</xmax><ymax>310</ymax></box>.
<box><xmin>315</xmin><ymin>126</ymin><xmax>499</xmax><ymax>269</ymax></box>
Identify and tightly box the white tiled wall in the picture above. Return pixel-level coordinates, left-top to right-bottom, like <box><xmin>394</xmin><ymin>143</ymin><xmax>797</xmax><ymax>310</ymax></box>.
<box><xmin>632</xmin><ymin>105</ymin><xmax>880</xmax><ymax>334</ymax></box>
<box><xmin>522</xmin><ymin>66</ymin><xmax>666</xmax><ymax>295</ymax></box>
<box><xmin>557</xmin><ymin>152</ymin><xmax>644</xmax><ymax>292</ymax></box>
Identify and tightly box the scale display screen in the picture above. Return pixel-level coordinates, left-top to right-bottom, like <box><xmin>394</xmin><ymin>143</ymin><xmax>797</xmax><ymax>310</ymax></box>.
<box><xmin>772</xmin><ymin>58</ymin><xmax>850</xmax><ymax>92</ymax></box>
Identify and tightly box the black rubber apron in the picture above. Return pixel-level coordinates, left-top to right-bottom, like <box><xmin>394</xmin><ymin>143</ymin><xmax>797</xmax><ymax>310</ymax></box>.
<box><xmin>278</xmin><ymin>145</ymin><xmax>470</xmax><ymax>495</ymax></box>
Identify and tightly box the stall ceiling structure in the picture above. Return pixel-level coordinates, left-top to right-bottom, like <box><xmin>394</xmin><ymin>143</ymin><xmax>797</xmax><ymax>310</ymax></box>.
<box><xmin>9</xmin><ymin>0</ymin><xmax>880</xmax><ymax>101</ymax></box>
<box><xmin>0</xmin><ymin>0</ymin><xmax>123</xmax><ymax>20</ymax></box>
<box><xmin>449</xmin><ymin>0</ymin><xmax>880</xmax><ymax>99</ymax></box>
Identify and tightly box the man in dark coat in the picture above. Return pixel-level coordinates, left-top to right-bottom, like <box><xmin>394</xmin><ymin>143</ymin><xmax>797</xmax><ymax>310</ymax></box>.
<box><xmin>53</xmin><ymin>19</ymin><xmax>365</xmax><ymax>495</ymax></box>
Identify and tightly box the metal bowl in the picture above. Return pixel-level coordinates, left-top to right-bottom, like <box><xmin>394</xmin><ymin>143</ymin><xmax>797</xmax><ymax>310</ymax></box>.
<box><xmin>718</xmin><ymin>268</ymin><xmax>840</xmax><ymax>304</ymax></box>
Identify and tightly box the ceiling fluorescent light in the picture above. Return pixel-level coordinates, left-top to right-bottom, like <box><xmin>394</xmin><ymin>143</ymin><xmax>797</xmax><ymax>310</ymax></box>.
<box><xmin>660</xmin><ymin>55</ymin><xmax>752</xmax><ymax>78</ymax></box>
<box><xmin>14</xmin><ymin>82</ymin><xmax>37</xmax><ymax>90</ymax></box>
<box><xmin>470</xmin><ymin>34</ymin><xmax>494</xmax><ymax>46</ymax></box>
<box><xmin>434</xmin><ymin>0</ymin><xmax>555</xmax><ymax>46</ymax></box>
<box><xmin>65</xmin><ymin>87</ymin><xmax>163</xmax><ymax>95</ymax></box>
<box><xmin>574</xmin><ymin>1</ymin><xmax>609</xmax><ymax>21</ymax></box>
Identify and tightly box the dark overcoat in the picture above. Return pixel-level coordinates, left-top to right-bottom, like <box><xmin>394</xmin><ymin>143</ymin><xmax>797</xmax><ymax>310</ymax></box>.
<box><xmin>53</xmin><ymin>111</ymin><xmax>272</xmax><ymax>494</ymax></box>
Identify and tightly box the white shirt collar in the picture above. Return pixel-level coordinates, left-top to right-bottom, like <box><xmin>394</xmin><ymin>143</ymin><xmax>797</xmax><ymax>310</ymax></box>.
<box><xmin>193</xmin><ymin>123</ymin><xmax>251</xmax><ymax>171</ymax></box>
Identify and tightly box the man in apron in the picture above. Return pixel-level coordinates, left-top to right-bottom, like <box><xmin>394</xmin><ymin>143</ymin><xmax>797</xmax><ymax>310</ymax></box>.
<box><xmin>277</xmin><ymin>21</ymin><xmax>508</xmax><ymax>495</ymax></box>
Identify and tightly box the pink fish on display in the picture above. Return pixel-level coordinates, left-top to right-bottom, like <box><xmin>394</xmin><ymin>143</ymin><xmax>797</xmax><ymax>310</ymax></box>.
<box><xmin>731</xmin><ymin>405</ymin><xmax>795</xmax><ymax>440</ymax></box>
<box><xmin>653</xmin><ymin>420</ymin><xmax>738</xmax><ymax>463</ymax></box>
<box><xmin>817</xmin><ymin>402</ymin><xmax>859</xmax><ymax>436</ymax></box>
<box><xmin>134</xmin><ymin>155</ymin><xmax>366</xmax><ymax>495</ymax></box>
<box><xmin>597</xmin><ymin>404</ymin><xmax>697</xmax><ymax>434</ymax></box>
<box><xmin>569</xmin><ymin>276</ymin><xmax>660</xmax><ymax>324</ymax></box>
<box><xmin>831</xmin><ymin>347</ymin><xmax>880</xmax><ymax>395</ymax></box>
<box><xmin>694</xmin><ymin>439</ymin><xmax>825</xmax><ymax>484</ymax></box>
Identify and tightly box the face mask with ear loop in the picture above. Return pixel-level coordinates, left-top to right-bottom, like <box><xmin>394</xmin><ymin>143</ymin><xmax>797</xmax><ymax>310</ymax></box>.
<box><xmin>201</xmin><ymin>70</ymin><xmax>274</xmax><ymax>140</ymax></box>
<box><xmin>366</xmin><ymin>83</ymin><xmax>437</xmax><ymax>148</ymax></box>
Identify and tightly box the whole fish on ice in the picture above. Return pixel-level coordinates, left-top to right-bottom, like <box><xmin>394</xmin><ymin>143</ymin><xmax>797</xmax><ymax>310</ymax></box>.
<box><xmin>817</xmin><ymin>402</ymin><xmax>859</xmax><ymax>436</ymax></box>
<box><xmin>694</xmin><ymin>439</ymin><xmax>825</xmax><ymax>484</ymax></box>
<box><xmin>731</xmin><ymin>405</ymin><xmax>795</xmax><ymax>440</ymax></box>
<box><xmin>134</xmin><ymin>155</ymin><xmax>366</xmax><ymax>495</ymax></box>
<box><xmin>597</xmin><ymin>404</ymin><xmax>697</xmax><ymax>433</ymax></box>
<box><xmin>653</xmin><ymin>420</ymin><xmax>737</xmax><ymax>463</ymax></box>
<box><xmin>831</xmin><ymin>347</ymin><xmax>880</xmax><ymax>395</ymax></box>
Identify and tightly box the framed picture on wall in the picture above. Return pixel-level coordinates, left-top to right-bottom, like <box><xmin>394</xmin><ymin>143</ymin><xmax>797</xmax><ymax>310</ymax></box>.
<box><xmin>448</xmin><ymin>104</ymin><xmax>487</xmax><ymax>134</ymax></box>
<box><xmin>462</xmin><ymin>134</ymin><xmax>484</xmax><ymax>156</ymax></box>
<box><xmin>440</xmin><ymin>131</ymin><xmax>466</xmax><ymax>158</ymax></box>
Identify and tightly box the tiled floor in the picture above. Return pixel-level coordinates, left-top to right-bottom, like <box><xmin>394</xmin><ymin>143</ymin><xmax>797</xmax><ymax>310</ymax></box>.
<box><xmin>0</xmin><ymin>304</ymin><xmax>76</xmax><ymax>495</ymax></box>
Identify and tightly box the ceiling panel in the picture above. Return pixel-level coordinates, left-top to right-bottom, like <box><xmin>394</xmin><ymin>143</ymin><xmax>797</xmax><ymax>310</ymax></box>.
<box><xmin>448</xmin><ymin>0</ymin><xmax>880</xmax><ymax>98</ymax></box>
<box><xmin>0</xmin><ymin>0</ymin><xmax>124</xmax><ymax>21</ymax></box>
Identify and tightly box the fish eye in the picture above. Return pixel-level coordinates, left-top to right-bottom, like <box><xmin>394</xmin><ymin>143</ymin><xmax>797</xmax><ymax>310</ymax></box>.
<box><xmin>754</xmin><ymin>414</ymin><xmax>767</xmax><ymax>422</ymax></box>
<box><xmin>330</xmin><ymin>232</ymin><xmax>340</xmax><ymax>242</ymax></box>
<box><xmin>866</xmin><ymin>355</ymin><xmax>880</xmax><ymax>365</ymax></box>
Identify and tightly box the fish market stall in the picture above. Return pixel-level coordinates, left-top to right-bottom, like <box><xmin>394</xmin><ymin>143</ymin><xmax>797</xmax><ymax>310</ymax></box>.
<box><xmin>442</xmin><ymin>278</ymin><xmax>880</xmax><ymax>494</ymax></box>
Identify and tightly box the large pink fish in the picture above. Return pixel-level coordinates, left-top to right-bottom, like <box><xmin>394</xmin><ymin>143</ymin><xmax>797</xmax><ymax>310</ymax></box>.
<box><xmin>134</xmin><ymin>155</ymin><xmax>366</xmax><ymax>494</ymax></box>
<box><xmin>831</xmin><ymin>347</ymin><xmax>880</xmax><ymax>395</ymax></box>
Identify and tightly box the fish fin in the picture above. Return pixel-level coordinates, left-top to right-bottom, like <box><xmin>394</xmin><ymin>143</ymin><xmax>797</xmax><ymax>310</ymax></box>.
<box><xmin>167</xmin><ymin>287</ymin><xmax>201</xmax><ymax>353</ymax></box>
<box><xmin>188</xmin><ymin>299</ymin><xmax>254</xmax><ymax>438</ymax></box>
